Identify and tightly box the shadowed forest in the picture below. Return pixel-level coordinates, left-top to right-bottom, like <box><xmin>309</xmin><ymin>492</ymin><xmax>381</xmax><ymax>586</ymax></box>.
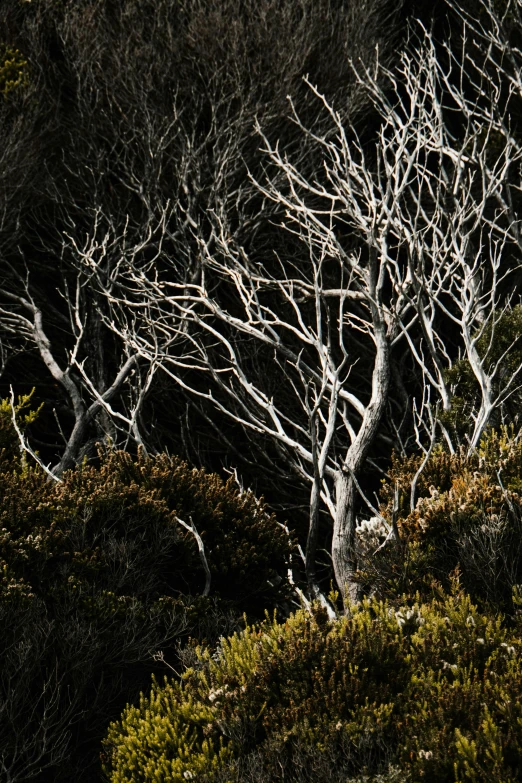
<box><xmin>3</xmin><ymin>0</ymin><xmax>522</xmax><ymax>780</ymax></box>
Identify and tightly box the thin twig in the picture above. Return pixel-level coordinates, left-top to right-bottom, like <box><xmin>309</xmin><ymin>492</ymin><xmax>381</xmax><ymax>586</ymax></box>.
<box><xmin>10</xmin><ymin>386</ymin><xmax>62</xmax><ymax>483</ymax></box>
<box><xmin>176</xmin><ymin>515</ymin><xmax>211</xmax><ymax>597</ymax></box>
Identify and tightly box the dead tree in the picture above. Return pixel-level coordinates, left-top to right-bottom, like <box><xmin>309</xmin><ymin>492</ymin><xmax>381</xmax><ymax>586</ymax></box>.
<box><xmin>0</xmin><ymin>0</ymin><xmax>400</xmax><ymax>478</ymax></box>
<box><xmin>0</xmin><ymin>262</ymin><xmax>149</xmax><ymax>476</ymax></box>
<box><xmin>7</xmin><ymin>0</ymin><xmax>519</xmax><ymax>599</ymax></box>
<box><xmin>99</xmin><ymin>10</ymin><xmax>522</xmax><ymax>606</ymax></box>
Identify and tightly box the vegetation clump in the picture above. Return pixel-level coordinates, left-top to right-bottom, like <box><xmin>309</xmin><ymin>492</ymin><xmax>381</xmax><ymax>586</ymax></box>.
<box><xmin>103</xmin><ymin>590</ymin><xmax>522</xmax><ymax>783</ymax></box>
<box><xmin>0</xmin><ymin>43</ymin><xmax>28</xmax><ymax>97</ymax></box>
<box><xmin>365</xmin><ymin>428</ymin><xmax>522</xmax><ymax>608</ymax></box>
<box><xmin>0</xmin><ymin>400</ymin><xmax>291</xmax><ymax>781</ymax></box>
<box><xmin>3</xmin><ymin>0</ymin><xmax>522</xmax><ymax>780</ymax></box>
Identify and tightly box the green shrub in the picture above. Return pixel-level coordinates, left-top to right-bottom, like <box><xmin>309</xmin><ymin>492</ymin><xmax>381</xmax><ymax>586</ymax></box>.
<box><xmin>366</xmin><ymin>428</ymin><xmax>522</xmax><ymax>608</ymax></box>
<box><xmin>0</xmin><ymin>423</ymin><xmax>291</xmax><ymax>780</ymax></box>
<box><xmin>0</xmin><ymin>445</ymin><xmax>291</xmax><ymax>610</ymax></box>
<box><xmin>0</xmin><ymin>44</ymin><xmax>29</xmax><ymax>98</ymax></box>
<box><xmin>0</xmin><ymin>390</ymin><xmax>41</xmax><ymax>463</ymax></box>
<box><xmin>103</xmin><ymin>591</ymin><xmax>522</xmax><ymax>783</ymax></box>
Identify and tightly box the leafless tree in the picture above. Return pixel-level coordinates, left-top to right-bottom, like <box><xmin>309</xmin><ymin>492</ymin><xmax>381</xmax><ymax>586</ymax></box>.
<box><xmin>6</xmin><ymin>0</ymin><xmax>521</xmax><ymax>604</ymax></box>
<box><xmin>97</xmin><ymin>13</ymin><xmax>522</xmax><ymax>606</ymax></box>
<box><xmin>0</xmin><ymin>0</ymin><xmax>400</xmax><ymax>478</ymax></box>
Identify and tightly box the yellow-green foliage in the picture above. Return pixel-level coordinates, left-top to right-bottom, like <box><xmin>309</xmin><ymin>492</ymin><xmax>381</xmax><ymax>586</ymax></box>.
<box><xmin>0</xmin><ymin>45</ymin><xmax>29</xmax><ymax>98</ymax></box>
<box><xmin>103</xmin><ymin>592</ymin><xmax>522</xmax><ymax>782</ymax></box>
<box><xmin>103</xmin><ymin>680</ymin><xmax>232</xmax><ymax>782</ymax></box>
<box><xmin>0</xmin><ymin>390</ymin><xmax>41</xmax><ymax>462</ymax></box>
<box><xmin>373</xmin><ymin>427</ymin><xmax>522</xmax><ymax>606</ymax></box>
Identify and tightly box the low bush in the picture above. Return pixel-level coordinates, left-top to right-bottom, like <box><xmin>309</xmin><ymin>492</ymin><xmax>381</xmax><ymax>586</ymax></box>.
<box><xmin>0</xmin><ymin>400</ymin><xmax>291</xmax><ymax>781</ymax></box>
<box><xmin>360</xmin><ymin>427</ymin><xmax>522</xmax><ymax>608</ymax></box>
<box><xmin>103</xmin><ymin>590</ymin><xmax>522</xmax><ymax>782</ymax></box>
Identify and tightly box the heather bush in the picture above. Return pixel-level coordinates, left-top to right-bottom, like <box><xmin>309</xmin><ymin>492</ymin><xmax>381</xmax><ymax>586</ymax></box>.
<box><xmin>0</xmin><ymin>401</ymin><xmax>291</xmax><ymax>781</ymax></box>
<box><xmin>103</xmin><ymin>591</ymin><xmax>522</xmax><ymax>783</ymax></box>
<box><xmin>0</xmin><ymin>444</ymin><xmax>292</xmax><ymax>612</ymax></box>
<box><xmin>0</xmin><ymin>390</ymin><xmax>41</xmax><ymax>462</ymax></box>
<box><xmin>362</xmin><ymin>428</ymin><xmax>522</xmax><ymax>607</ymax></box>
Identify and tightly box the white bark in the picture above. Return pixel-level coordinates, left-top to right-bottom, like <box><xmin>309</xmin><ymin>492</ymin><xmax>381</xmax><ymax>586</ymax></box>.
<box><xmin>0</xmin><ymin>270</ymin><xmax>146</xmax><ymax>475</ymax></box>
<box><xmin>93</xmin><ymin>8</ymin><xmax>522</xmax><ymax>605</ymax></box>
<box><xmin>176</xmin><ymin>516</ymin><xmax>211</xmax><ymax>597</ymax></box>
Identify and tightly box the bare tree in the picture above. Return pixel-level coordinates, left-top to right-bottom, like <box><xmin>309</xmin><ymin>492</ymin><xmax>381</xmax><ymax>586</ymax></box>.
<box><xmin>357</xmin><ymin>22</ymin><xmax>522</xmax><ymax>455</ymax></box>
<box><xmin>7</xmin><ymin>0</ymin><xmax>521</xmax><ymax>604</ymax></box>
<box><xmin>0</xmin><ymin>254</ymin><xmax>153</xmax><ymax>475</ymax></box>
<box><xmin>0</xmin><ymin>0</ymin><xmax>400</xmax><ymax>478</ymax></box>
<box><xmin>98</xmin><ymin>13</ymin><xmax>522</xmax><ymax>606</ymax></box>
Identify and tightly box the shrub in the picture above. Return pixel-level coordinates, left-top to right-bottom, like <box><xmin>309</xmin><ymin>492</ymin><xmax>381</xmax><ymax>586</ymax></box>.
<box><xmin>0</xmin><ymin>565</ymin><xmax>189</xmax><ymax>783</ymax></box>
<box><xmin>0</xmin><ymin>403</ymin><xmax>291</xmax><ymax>781</ymax></box>
<box><xmin>0</xmin><ymin>43</ymin><xmax>28</xmax><ymax>98</ymax></box>
<box><xmin>103</xmin><ymin>591</ymin><xmax>522</xmax><ymax>783</ymax></box>
<box><xmin>364</xmin><ymin>428</ymin><xmax>522</xmax><ymax>608</ymax></box>
<box><xmin>0</xmin><ymin>443</ymin><xmax>292</xmax><ymax>612</ymax></box>
<box><xmin>0</xmin><ymin>390</ymin><xmax>41</xmax><ymax>463</ymax></box>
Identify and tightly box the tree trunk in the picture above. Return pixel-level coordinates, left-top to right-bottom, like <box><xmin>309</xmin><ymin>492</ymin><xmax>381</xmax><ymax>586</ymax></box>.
<box><xmin>305</xmin><ymin>413</ymin><xmax>322</xmax><ymax>599</ymax></box>
<box><xmin>332</xmin><ymin>469</ymin><xmax>359</xmax><ymax>605</ymax></box>
<box><xmin>305</xmin><ymin>475</ymin><xmax>321</xmax><ymax>599</ymax></box>
<box><xmin>332</xmin><ymin>304</ymin><xmax>391</xmax><ymax>608</ymax></box>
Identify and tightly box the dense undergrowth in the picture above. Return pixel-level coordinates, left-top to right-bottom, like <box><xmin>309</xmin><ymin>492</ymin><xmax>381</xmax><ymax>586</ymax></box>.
<box><xmin>2</xmin><ymin>0</ymin><xmax>522</xmax><ymax>780</ymax></box>
<box><xmin>4</xmin><ymin>401</ymin><xmax>522</xmax><ymax>782</ymax></box>
<box><xmin>101</xmin><ymin>427</ymin><xmax>522</xmax><ymax>783</ymax></box>
<box><xmin>104</xmin><ymin>591</ymin><xmax>522</xmax><ymax>783</ymax></box>
<box><xmin>0</xmin><ymin>396</ymin><xmax>292</xmax><ymax>781</ymax></box>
